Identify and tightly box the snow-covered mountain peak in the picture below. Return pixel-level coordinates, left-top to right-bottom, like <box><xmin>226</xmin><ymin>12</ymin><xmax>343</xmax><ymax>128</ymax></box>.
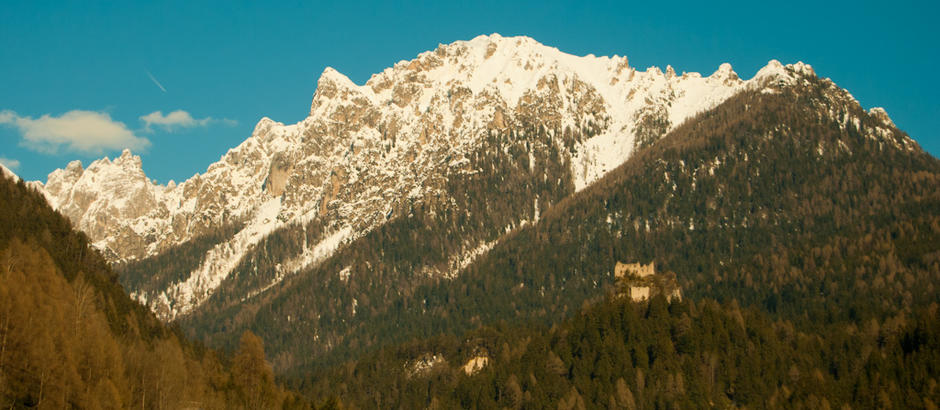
<box><xmin>40</xmin><ymin>149</ymin><xmax>165</xmax><ymax>260</ymax></box>
<box><xmin>790</xmin><ymin>61</ymin><xmax>815</xmax><ymax>76</ymax></box>
<box><xmin>82</xmin><ymin>149</ymin><xmax>147</xmax><ymax>182</ymax></box>
<box><xmin>248</xmin><ymin>116</ymin><xmax>300</xmax><ymax>144</ymax></box>
<box><xmin>45</xmin><ymin>150</ymin><xmax>150</xmax><ymax>202</ymax></box>
<box><xmin>363</xmin><ymin>33</ymin><xmax>632</xmax><ymax>110</ymax></box>
<box><xmin>710</xmin><ymin>63</ymin><xmax>738</xmax><ymax>80</ymax></box>
<box><xmin>869</xmin><ymin>107</ymin><xmax>895</xmax><ymax>128</ymax></box>
<box><xmin>665</xmin><ymin>65</ymin><xmax>677</xmax><ymax>79</ymax></box>
<box><xmin>759</xmin><ymin>59</ymin><xmax>786</xmax><ymax>73</ymax></box>
<box><xmin>750</xmin><ymin>60</ymin><xmax>817</xmax><ymax>90</ymax></box>
<box><xmin>251</xmin><ymin>116</ymin><xmax>279</xmax><ymax>136</ymax></box>
<box><xmin>310</xmin><ymin>67</ymin><xmax>376</xmax><ymax>118</ymax></box>
<box><xmin>319</xmin><ymin>66</ymin><xmax>357</xmax><ymax>87</ymax></box>
<box><xmin>65</xmin><ymin>159</ymin><xmax>83</xmax><ymax>172</ymax></box>
<box><xmin>313</xmin><ymin>66</ymin><xmax>370</xmax><ymax>97</ymax></box>
<box><xmin>113</xmin><ymin>148</ymin><xmax>143</xmax><ymax>169</ymax></box>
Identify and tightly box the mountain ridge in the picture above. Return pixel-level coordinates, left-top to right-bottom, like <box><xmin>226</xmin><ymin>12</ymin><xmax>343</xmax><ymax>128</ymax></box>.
<box><xmin>4</xmin><ymin>32</ymin><xmax>935</xmax><ymax>408</ymax></box>
<box><xmin>173</xmin><ymin>63</ymin><xmax>932</xmax><ymax>378</ymax></box>
<box><xmin>32</xmin><ymin>34</ymin><xmax>903</xmax><ymax>322</ymax></box>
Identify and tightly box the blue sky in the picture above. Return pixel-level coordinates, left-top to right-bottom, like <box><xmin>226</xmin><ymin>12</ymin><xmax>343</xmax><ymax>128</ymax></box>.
<box><xmin>2</xmin><ymin>0</ymin><xmax>937</xmax><ymax>183</ymax></box>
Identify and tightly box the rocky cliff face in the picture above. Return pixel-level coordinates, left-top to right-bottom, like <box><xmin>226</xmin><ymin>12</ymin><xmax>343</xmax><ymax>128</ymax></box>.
<box><xmin>38</xmin><ymin>34</ymin><xmax>863</xmax><ymax>320</ymax></box>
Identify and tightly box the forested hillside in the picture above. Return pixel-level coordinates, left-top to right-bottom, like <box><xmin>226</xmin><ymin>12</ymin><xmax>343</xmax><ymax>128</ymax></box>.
<box><xmin>0</xmin><ymin>175</ymin><xmax>315</xmax><ymax>409</ymax></box>
<box><xmin>303</xmin><ymin>294</ymin><xmax>939</xmax><ymax>408</ymax></box>
<box><xmin>174</xmin><ymin>70</ymin><xmax>940</xmax><ymax>386</ymax></box>
<box><xmin>293</xmin><ymin>73</ymin><xmax>940</xmax><ymax>407</ymax></box>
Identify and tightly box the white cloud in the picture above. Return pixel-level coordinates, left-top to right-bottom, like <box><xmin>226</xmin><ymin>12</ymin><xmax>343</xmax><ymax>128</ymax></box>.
<box><xmin>0</xmin><ymin>110</ymin><xmax>150</xmax><ymax>155</ymax></box>
<box><xmin>140</xmin><ymin>110</ymin><xmax>236</xmax><ymax>132</ymax></box>
<box><xmin>0</xmin><ymin>157</ymin><xmax>20</xmax><ymax>170</ymax></box>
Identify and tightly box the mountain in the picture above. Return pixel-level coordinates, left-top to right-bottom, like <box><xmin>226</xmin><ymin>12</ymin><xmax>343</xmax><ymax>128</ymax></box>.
<box><xmin>208</xmin><ymin>64</ymin><xmax>936</xmax><ymax>378</ymax></box>
<box><xmin>0</xmin><ymin>169</ymin><xmax>313</xmax><ymax>408</ymax></box>
<box><xmin>22</xmin><ymin>33</ymin><xmax>940</xmax><ymax>406</ymax></box>
<box><xmin>291</xmin><ymin>57</ymin><xmax>939</xmax><ymax>408</ymax></box>
<box><xmin>36</xmin><ymin>33</ymin><xmax>931</xmax><ymax>376</ymax></box>
<box><xmin>42</xmin><ymin>34</ymin><xmax>820</xmax><ymax>322</ymax></box>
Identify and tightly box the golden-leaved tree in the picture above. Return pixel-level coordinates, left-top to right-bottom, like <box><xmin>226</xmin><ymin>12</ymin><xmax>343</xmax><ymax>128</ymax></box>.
<box><xmin>0</xmin><ymin>175</ymin><xmax>312</xmax><ymax>409</ymax></box>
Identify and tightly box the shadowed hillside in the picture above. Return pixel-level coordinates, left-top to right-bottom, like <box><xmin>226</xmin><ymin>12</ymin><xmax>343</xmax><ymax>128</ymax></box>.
<box><xmin>0</xmin><ymin>175</ymin><xmax>319</xmax><ymax>409</ymax></box>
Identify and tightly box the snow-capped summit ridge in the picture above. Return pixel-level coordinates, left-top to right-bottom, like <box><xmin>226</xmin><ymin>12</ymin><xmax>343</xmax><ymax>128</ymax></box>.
<box><xmin>752</xmin><ymin>60</ymin><xmax>813</xmax><ymax>82</ymax></box>
<box><xmin>310</xmin><ymin>67</ymin><xmax>377</xmax><ymax>116</ymax></box>
<box><xmin>113</xmin><ymin>148</ymin><xmax>143</xmax><ymax>169</ymax></box>
<box><xmin>252</xmin><ymin>116</ymin><xmax>279</xmax><ymax>134</ymax></box>
<box><xmin>869</xmin><ymin>107</ymin><xmax>895</xmax><ymax>128</ymax></box>
<box><xmin>318</xmin><ymin>66</ymin><xmax>359</xmax><ymax>88</ymax></box>
<box><xmin>712</xmin><ymin>62</ymin><xmax>736</xmax><ymax>77</ymax></box>
<box><xmin>84</xmin><ymin>150</ymin><xmax>145</xmax><ymax>177</ymax></box>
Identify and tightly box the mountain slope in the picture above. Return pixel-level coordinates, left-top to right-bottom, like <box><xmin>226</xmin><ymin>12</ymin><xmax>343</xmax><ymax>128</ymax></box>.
<box><xmin>43</xmin><ymin>34</ymin><xmax>800</xmax><ymax>321</ymax></box>
<box><xmin>178</xmin><ymin>63</ymin><xmax>937</xmax><ymax>381</ymax></box>
<box><xmin>303</xmin><ymin>294</ymin><xmax>939</xmax><ymax>408</ymax></box>
<box><xmin>0</xmin><ymin>172</ymin><xmax>308</xmax><ymax>409</ymax></box>
<box><xmin>286</xmin><ymin>61</ymin><xmax>940</xmax><ymax>409</ymax></box>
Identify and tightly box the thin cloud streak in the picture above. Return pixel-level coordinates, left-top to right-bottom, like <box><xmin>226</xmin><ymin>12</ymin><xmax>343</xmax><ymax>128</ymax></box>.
<box><xmin>146</xmin><ymin>70</ymin><xmax>167</xmax><ymax>93</ymax></box>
